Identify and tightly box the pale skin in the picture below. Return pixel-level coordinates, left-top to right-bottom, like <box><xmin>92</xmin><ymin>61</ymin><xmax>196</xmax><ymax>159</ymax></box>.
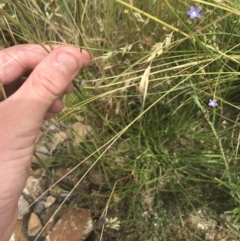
<box><xmin>0</xmin><ymin>44</ymin><xmax>90</xmax><ymax>241</ymax></box>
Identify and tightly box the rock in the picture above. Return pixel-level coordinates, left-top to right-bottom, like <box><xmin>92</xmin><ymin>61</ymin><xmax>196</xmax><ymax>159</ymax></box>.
<box><xmin>18</xmin><ymin>195</ymin><xmax>30</xmax><ymax>219</ymax></box>
<box><xmin>72</xmin><ymin>122</ymin><xmax>92</xmax><ymax>144</ymax></box>
<box><xmin>42</xmin><ymin>203</ymin><xmax>60</xmax><ymax>225</ymax></box>
<box><xmin>28</xmin><ymin>212</ymin><xmax>43</xmax><ymax>237</ymax></box>
<box><xmin>35</xmin><ymin>118</ymin><xmax>69</xmax><ymax>156</ymax></box>
<box><xmin>44</xmin><ymin>196</ymin><xmax>57</xmax><ymax>208</ymax></box>
<box><xmin>41</xmin><ymin>217</ymin><xmax>55</xmax><ymax>238</ymax></box>
<box><xmin>43</xmin><ymin>119</ymin><xmax>68</xmax><ymax>132</ymax></box>
<box><xmin>44</xmin><ymin>120</ymin><xmax>57</xmax><ymax>131</ymax></box>
<box><xmin>48</xmin><ymin>131</ymin><xmax>67</xmax><ymax>155</ymax></box>
<box><xmin>32</xmin><ymin>153</ymin><xmax>53</xmax><ymax>166</ymax></box>
<box><xmin>186</xmin><ymin>209</ymin><xmax>217</xmax><ymax>232</ymax></box>
<box><xmin>88</xmin><ymin>168</ymin><xmax>105</xmax><ymax>186</ymax></box>
<box><xmin>54</xmin><ymin>167</ymin><xmax>77</xmax><ymax>187</ymax></box>
<box><xmin>125</xmin><ymin>232</ymin><xmax>137</xmax><ymax>241</ymax></box>
<box><xmin>35</xmin><ymin>145</ymin><xmax>49</xmax><ymax>155</ymax></box>
<box><xmin>33</xmin><ymin>200</ymin><xmax>45</xmax><ymax>215</ymax></box>
<box><xmin>46</xmin><ymin>208</ymin><xmax>93</xmax><ymax>241</ymax></box>
<box><xmin>23</xmin><ymin>169</ymin><xmax>48</xmax><ymax>201</ymax></box>
<box><xmin>10</xmin><ymin>220</ymin><xmax>28</xmax><ymax>241</ymax></box>
<box><xmin>35</xmin><ymin>131</ymin><xmax>67</xmax><ymax>156</ymax></box>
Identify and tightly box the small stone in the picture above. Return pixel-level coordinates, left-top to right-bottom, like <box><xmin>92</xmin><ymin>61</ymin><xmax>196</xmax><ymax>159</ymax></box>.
<box><xmin>41</xmin><ymin>217</ymin><xmax>55</xmax><ymax>238</ymax></box>
<box><xmin>18</xmin><ymin>195</ymin><xmax>30</xmax><ymax>219</ymax></box>
<box><xmin>10</xmin><ymin>220</ymin><xmax>28</xmax><ymax>241</ymax></box>
<box><xmin>44</xmin><ymin>196</ymin><xmax>57</xmax><ymax>208</ymax></box>
<box><xmin>28</xmin><ymin>212</ymin><xmax>43</xmax><ymax>236</ymax></box>
<box><xmin>125</xmin><ymin>232</ymin><xmax>137</xmax><ymax>241</ymax></box>
<box><xmin>88</xmin><ymin>168</ymin><xmax>104</xmax><ymax>186</ymax></box>
<box><xmin>42</xmin><ymin>203</ymin><xmax>60</xmax><ymax>225</ymax></box>
<box><xmin>46</xmin><ymin>208</ymin><xmax>93</xmax><ymax>241</ymax></box>
<box><xmin>23</xmin><ymin>169</ymin><xmax>48</xmax><ymax>200</ymax></box>
<box><xmin>49</xmin><ymin>123</ymin><xmax>57</xmax><ymax>131</ymax></box>
<box><xmin>72</xmin><ymin>122</ymin><xmax>92</xmax><ymax>144</ymax></box>
<box><xmin>48</xmin><ymin>131</ymin><xmax>67</xmax><ymax>155</ymax></box>
<box><xmin>33</xmin><ymin>200</ymin><xmax>45</xmax><ymax>215</ymax></box>
<box><xmin>35</xmin><ymin>145</ymin><xmax>49</xmax><ymax>154</ymax></box>
<box><xmin>32</xmin><ymin>153</ymin><xmax>53</xmax><ymax>165</ymax></box>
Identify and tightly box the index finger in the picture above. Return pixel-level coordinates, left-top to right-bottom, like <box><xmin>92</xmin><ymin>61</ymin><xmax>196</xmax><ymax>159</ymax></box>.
<box><xmin>0</xmin><ymin>44</ymin><xmax>89</xmax><ymax>85</ymax></box>
<box><xmin>0</xmin><ymin>44</ymin><xmax>50</xmax><ymax>85</ymax></box>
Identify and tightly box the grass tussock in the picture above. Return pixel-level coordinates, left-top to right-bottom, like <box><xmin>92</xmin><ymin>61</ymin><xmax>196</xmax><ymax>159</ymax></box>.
<box><xmin>1</xmin><ymin>0</ymin><xmax>240</xmax><ymax>240</ymax></box>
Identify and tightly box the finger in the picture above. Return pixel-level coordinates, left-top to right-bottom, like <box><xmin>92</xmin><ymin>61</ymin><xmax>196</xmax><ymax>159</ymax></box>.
<box><xmin>0</xmin><ymin>75</ymin><xmax>73</xmax><ymax>101</ymax></box>
<box><xmin>47</xmin><ymin>98</ymin><xmax>64</xmax><ymax>113</ymax></box>
<box><xmin>6</xmin><ymin>46</ymin><xmax>90</xmax><ymax>132</ymax></box>
<box><xmin>0</xmin><ymin>45</ymin><xmax>51</xmax><ymax>85</ymax></box>
<box><xmin>0</xmin><ymin>77</ymin><xmax>27</xmax><ymax>100</ymax></box>
<box><xmin>0</xmin><ymin>44</ymin><xmax>89</xmax><ymax>85</ymax></box>
<box><xmin>64</xmin><ymin>82</ymin><xmax>73</xmax><ymax>94</ymax></box>
<box><xmin>44</xmin><ymin>112</ymin><xmax>56</xmax><ymax>120</ymax></box>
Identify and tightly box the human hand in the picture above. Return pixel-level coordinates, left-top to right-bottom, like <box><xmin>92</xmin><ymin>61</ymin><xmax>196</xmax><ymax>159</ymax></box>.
<box><xmin>0</xmin><ymin>44</ymin><xmax>90</xmax><ymax>241</ymax></box>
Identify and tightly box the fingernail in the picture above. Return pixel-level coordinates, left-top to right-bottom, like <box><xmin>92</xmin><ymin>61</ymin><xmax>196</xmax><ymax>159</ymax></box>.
<box><xmin>56</xmin><ymin>52</ymin><xmax>79</xmax><ymax>74</ymax></box>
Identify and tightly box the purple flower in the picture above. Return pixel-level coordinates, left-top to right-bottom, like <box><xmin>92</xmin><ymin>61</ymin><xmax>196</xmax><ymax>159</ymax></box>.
<box><xmin>208</xmin><ymin>99</ymin><xmax>218</xmax><ymax>107</ymax></box>
<box><xmin>187</xmin><ymin>6</ymin><xmax>201</xmax><ymax>19</ymax></box>
<box><xmin>101</xmin><ymin>217</ymin><xmax>108</xmax><ymax>223</ymax></box>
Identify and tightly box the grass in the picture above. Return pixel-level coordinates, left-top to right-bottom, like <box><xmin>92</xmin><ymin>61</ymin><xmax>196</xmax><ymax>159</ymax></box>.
<box><xmin>1</xmin><ymin>0</ymin><xmax>240</xmax><ymax>240</ymax></box>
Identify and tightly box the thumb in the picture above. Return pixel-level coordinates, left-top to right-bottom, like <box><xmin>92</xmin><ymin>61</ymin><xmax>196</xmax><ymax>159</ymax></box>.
<box><xmin>12</xmin><ymin>46</ymin><xmax>90</xmax><ymax>122</ymax></box>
